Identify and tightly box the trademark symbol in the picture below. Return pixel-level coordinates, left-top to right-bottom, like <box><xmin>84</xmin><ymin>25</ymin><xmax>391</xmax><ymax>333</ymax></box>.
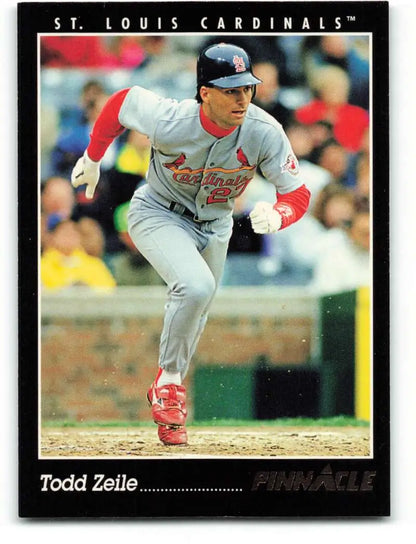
<box><xmin>347</xmin><ymin>15</ymin><xmax>356</xmax><ymax>22</ymax></box>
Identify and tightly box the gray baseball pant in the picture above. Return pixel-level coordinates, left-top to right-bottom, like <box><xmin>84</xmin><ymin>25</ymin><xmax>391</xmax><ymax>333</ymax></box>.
<box><xmin>128</xmin><ymin>186</ymin><xmax>233</xmax><ymax>379</ymax></box>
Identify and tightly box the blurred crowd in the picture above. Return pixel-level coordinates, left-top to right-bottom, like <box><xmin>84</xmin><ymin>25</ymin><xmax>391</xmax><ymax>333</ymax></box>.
<box><xmin>39</xmin><ymin>34</ymin><xmax>371</xmax><ymax>296</ymax></box>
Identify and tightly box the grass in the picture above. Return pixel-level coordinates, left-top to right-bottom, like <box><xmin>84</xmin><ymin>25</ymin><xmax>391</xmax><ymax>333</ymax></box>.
<box><xmin>42</xmin><ymin>416</ymin><xmax>369</xmax><ymax>428</ymax></box>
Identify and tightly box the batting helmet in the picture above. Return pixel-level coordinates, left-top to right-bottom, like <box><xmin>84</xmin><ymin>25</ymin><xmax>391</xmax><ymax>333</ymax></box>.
<box><xmin>196</xmin><ymin>43</ymin><xmax>262</xmax><ymax>100</ymax></box>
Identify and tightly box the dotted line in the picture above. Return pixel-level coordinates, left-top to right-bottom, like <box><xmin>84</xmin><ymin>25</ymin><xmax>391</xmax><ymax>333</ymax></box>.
<box><xmin>139</xmin><ymin>488</ymin><xmax>243</xmax><ymax>493</ymax></box>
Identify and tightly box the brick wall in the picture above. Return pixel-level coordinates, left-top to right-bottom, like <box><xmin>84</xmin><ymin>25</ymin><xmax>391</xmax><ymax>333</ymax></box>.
<box><xmin>41</xmin><ymin>287</ymin><xmax>317</xmax><ymax>423</ymax></box>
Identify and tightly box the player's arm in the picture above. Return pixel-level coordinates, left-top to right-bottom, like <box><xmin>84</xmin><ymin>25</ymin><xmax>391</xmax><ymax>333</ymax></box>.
<box><xmin>71</xmin><ymin>88</ymin><xmax>130</xmax><ymax>198</ymax></box>
<box><xmin>250</xmin><ymin>123</ymin><xmax>311</xmax><ymax>233</ymax></box>
<box><xmin>250</xmin><ymin>184</ymin><xmax>311</xmax><ymax>233</ymax></box>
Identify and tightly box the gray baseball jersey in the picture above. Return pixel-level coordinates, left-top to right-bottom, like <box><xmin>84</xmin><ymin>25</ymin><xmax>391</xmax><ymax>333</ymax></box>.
<box><xmin>119</xmin><ymin>85</ymin><xmax>303</xmax><ymax>221</ymax></box>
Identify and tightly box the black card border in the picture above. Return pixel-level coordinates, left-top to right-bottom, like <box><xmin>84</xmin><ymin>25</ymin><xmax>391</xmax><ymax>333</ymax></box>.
<box><xmin>17</xmin><ymin>1</ymin><xmax>390</xmax><ymax>519</ymax></box>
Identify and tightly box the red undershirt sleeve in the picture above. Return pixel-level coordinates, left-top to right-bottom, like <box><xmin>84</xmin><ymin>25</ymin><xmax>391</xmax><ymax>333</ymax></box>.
<box><xmin>273</xmin><ymin>184</ymin><xmax>311</xmax><ymax>230</ymax></box>
<box><xmin>86</xmin><ymin>88</ymin><xmax>130</xmax><ymax>161</ymax></box>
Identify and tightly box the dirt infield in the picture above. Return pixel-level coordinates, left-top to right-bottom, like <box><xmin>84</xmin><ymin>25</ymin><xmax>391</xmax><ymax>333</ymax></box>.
<box><xmin>41</xmin><ymin>425</ymin><xmax>371</xmax><ymax>458</ymax></box>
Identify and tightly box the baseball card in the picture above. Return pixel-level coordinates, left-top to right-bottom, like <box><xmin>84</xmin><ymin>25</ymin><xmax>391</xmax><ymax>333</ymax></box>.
<box><xmin>17</xmin><ymin>0</ymin><xmax>390</xmax><ymax>518</ymax></box>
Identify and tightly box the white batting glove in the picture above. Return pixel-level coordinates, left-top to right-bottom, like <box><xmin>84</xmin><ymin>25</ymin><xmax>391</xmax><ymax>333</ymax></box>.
<box><xmin>71</xmin><ymin>151</ymin><xmax>101</xmax><ymax>199</ymax></box>
<box><xmin>249</xmin><ymin>201</ymin><xmax>282</xmax><ymax>234</ymax></box>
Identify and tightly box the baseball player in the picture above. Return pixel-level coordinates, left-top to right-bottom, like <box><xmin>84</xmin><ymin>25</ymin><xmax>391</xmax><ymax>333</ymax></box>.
<box><xmin>71</xmin><ymin>43</ymin><xmax>311</xmax><ymax>445</ymax></box>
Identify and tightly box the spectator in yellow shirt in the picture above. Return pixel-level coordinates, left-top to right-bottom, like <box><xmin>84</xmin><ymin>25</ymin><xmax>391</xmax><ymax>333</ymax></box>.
<box><xmin>41</xmin><ymin>216</ymin><xmax>116</xmax><ymax>291</ymax></box>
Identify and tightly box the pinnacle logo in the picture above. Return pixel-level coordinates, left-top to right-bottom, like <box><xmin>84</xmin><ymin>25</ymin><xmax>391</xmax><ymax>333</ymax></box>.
<box><xmin>251</xmin><ymin>464</ymin><xmax>376</xmax><ymax>492</ymax></box>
